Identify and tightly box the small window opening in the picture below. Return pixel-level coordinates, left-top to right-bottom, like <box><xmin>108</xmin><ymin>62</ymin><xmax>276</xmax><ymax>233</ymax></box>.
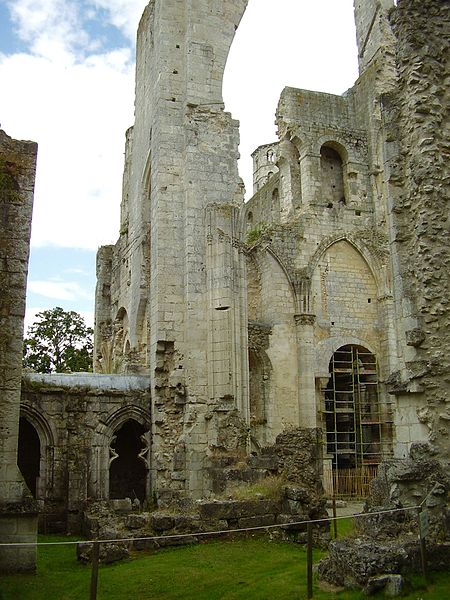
<box><xmin>321</xmin><ymin>144</ymin><xmax>346</xmax><ymax>206</ymax></box>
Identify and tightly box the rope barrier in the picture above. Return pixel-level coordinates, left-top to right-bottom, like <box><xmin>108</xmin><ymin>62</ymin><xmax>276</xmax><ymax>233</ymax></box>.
<box><xmin>0</xmin><ymin>504</ymin><xmax>421</xmax><ymax>547</ymax></box>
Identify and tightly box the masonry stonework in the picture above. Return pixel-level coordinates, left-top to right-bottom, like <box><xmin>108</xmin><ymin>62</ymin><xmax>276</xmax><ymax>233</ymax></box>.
<box><xmin>89</xmin><ymin>0</ymin><xmax>448</xmax><ymax>498</ymax></box>
<box><xmin>0</xmin><ymin>129</ymin><xmax>38</xmax><ymax>573</ymax></box>
<box><xmin>13</xmin><ymin>0</ymin><xmax>448</xmax><ymax>557</ymax></box>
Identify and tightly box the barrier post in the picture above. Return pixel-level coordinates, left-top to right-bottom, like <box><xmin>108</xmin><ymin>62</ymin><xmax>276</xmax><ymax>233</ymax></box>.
<box><xmin>90</xmin><ymin>541</ymin><xmax>100</xmax><ymax>600</ymax></box>
<box><xmin>307</xmin><ymin>522</ymin><xmax>313</xmax><ymax>599</ymax></box>
<box><xmin>332</xmin><ymin>496</ymin><xmax>338</xmax><ymax>538</ymax></box>
<box><xmin>418</xmin><ymin>506</ymin><xmax>429</xmax><ymax>583</ymax></box>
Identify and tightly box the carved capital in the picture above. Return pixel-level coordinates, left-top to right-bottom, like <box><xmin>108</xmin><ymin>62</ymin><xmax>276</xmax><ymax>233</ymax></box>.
<box><xmin>294</xmin><ymin>313</ymin><xmax>316</xmax><ymax>326</ymax></box>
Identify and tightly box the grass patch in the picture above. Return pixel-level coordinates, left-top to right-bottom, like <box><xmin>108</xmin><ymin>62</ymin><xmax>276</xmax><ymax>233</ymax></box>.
<box><xmin>245</xmin><ymin>222</ymin><xmax>272</xmax><ymax>246</ymax></box>
<box><xmin>225</xmin><ymin>475</ymin><xmax>286</xmax><ymax>501</ymax></box>
<box><xmin>0</xmin><ymin>534</ymin><xmax>449</xmax><ymax>599</ymax></box>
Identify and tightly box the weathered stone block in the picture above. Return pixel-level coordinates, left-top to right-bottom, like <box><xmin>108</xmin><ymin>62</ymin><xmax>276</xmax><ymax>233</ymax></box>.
<box><xmin>364</xmin><ymin>574</ymin><xmax>404</xmax><ymax>597</ymax></box>
<box><xmin>151</xmin><ymin>513</ymin><xmax>174</xmax><ymax>532</ymax></box>
<box><xmin>125</xmin><ymin>514</ymin><xmax>149</xmax><ymax>530</ymax></box>
<box><xmin>110</xmin><ymin>499</ymin><xmax>132</xmax><ymax>513</ymax></box>
<box><xmin>238</xmin><ymin>514</ymin><xmax>276</xmax><ymax>529</ymax></box>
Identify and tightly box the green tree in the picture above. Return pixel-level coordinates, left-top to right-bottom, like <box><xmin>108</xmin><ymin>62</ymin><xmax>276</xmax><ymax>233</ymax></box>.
<box><xmin>23</xmin><ymin>307</ymin><xmax>94</xmax><ymax>373</ymax></box>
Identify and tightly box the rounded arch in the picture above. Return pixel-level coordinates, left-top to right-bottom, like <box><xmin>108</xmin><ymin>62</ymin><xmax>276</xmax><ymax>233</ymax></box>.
<box><xmin>322</xmin><ymin>344</ymin><xmax>385</xmax><ymax>481</ymax></box>
<box><xmin>115</xmin><ymin>306</ymin><xmax>129</xmax><ymax>327</ymax></box>
<box><xmin>18</xmin><ymin>417</ymin><xmax>40</xmax><ymax>498</ymax></box>
<box><xmin>318</xmin><ymin>139</ymin><xmax>349</xmax><ymax>163</ymax></box>
<box><xmin>315</xmin><ymin>336</ymin><xmax>378</xmax><ymax>379</ymax></box>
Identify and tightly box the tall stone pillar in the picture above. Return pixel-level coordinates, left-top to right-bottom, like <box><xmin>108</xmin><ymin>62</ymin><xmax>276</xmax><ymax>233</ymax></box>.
<box><xmin>294</xmin><ymin>314</ymin><xmax>318</xmax><ymax>428</ymax></box>
<box><xmin>0</xmin><ymin>129</ymin><xmax>38</xmax><ymax>573</ymax></box>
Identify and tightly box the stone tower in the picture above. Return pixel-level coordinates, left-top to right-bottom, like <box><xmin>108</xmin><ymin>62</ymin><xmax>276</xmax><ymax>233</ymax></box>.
<box><xmin>95</xmin><ymin>1</ymin><xmax>250</xmax><ymax>500</ymax></box>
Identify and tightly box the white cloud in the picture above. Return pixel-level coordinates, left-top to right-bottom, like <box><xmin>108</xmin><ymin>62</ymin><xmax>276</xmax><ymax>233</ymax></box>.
<box><xmin>6</xmin><ymin>0</ymin><xmax>92</xmax><ymax>60</ymax></box>
<box><xmin>27</xmin><ymin>280</ymin><xmax>91</xmax><ymax>301</ymax></box>
<box><xmin>24</xmin><ymin>306</ymin><xmax>49</xmax><ymax>334</ymax></box>
<box><xmin>91</xmin><ymin>0</ymin><xmax>148</xmax><ymax>41</ymax></box>
<box><xmin>1</xmin><ymin>1</ymin><xmax>141</xmax><ymax>249</ymax></box>
<box><xmin>0</xmin><ymin>48</ymin><xmax>135</xmax><ymax>248</ymax></box>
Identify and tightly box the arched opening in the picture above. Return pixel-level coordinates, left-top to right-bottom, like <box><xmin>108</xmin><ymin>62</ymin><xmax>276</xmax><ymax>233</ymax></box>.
<box><xmin>18</xmin><ymin>417</ymin><xmax>40</xmax><ymax>498</ymax></box>
<box><xmin>109</xmin><ymin>419</ymin><xmax>148</xmax><ymax>502</ymax></box>
<box><xmin>249</xmin><ymin>349</ymin><xmax>265</xmax><ymax>427</ymax></box>
<box><xmin>323</xmin><ymin>345</ymin><xmax>384</xmax><ymax>496</ymax></box>
<box><xmin>320</xmin><ymin>144</ymin><xmax>346</xmax><ymax>206</ymax></box>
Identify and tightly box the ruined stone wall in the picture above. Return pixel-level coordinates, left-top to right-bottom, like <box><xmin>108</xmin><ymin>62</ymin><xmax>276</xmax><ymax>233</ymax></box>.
<box><xmin>92</xmin><ymin>0</ymin><xmax>448</xmax><ymax>503</ymax></box>
<box><xmin>243</xmin><ymin>77</ymin><xmax>394</xmax><ymax>445</ymax></box>
<box><xmin>0</xmin><ymin>129</ymin><xmax>38</xmax><ymax>572</ymax></box>
<box><xmin>94</xmin><ymin>0</ymin><xmax>251</xmax><ymax>500</ymax></box>
<box><xmin>354</xmin><ymin>0</ymin><xmax>396</xmax><ymax>73</ymax></box>
<box><xmin>20</xmin><ymin>373</ymin><xmax>151</xmax><ymax>533</ymax></box>
<box><xmin>385</xmin><ymin>0</ymin><xmax>450</xmax><ymax>455</ymax></box>
<box><xmin>243</xmin><ymin>173</ymin><xmax>280</xmax><ymax>230</ymax></box>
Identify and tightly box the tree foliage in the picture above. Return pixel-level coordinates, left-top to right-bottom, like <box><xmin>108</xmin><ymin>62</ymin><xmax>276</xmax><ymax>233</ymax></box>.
<box><xmin>23</xmin><ymin>307</ymin><xmax>94</xmax><ymax>373</ymax></box>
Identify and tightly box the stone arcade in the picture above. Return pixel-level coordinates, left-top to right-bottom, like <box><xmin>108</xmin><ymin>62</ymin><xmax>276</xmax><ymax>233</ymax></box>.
<box><xmin>2</xmin><ymin>0</ymin><xmax>448</xmax><ymax>574</ymax></box>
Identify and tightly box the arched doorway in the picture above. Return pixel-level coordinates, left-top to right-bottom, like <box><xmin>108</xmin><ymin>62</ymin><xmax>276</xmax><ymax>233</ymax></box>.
<box><xmin>17</xmin><ymin>417</ymin><xmax>40</xmax><ymax>498</ymax></box>
<box><xmin>109</xmin><ymin>419</ymin><xmax>148</xmax><ymax>502</ymax></box>
<box><xmin>323</xmin><ymin>345</ymin><xmax>384</xmax><ymax>496</ymax></box>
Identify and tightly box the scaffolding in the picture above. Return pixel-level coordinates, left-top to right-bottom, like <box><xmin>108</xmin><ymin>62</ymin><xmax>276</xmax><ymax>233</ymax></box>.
<box><xmin>321</xmin><ymin>345</ymin><xmax>393</xmax><ymax>497</ymax></box>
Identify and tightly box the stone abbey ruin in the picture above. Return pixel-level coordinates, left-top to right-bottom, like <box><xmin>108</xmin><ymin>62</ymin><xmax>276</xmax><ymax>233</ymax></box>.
<box><xmin>1</xmin><ymin>0</ymin><xmax>449</xmax><ymax>584</ymax></box>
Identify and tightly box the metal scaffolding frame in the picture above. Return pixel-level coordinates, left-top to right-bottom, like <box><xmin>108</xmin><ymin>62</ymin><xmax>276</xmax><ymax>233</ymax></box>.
<box><xmin>321</xmin><ymin>345</ymin><xmax>392</xmax><ymax>495</ymax></box>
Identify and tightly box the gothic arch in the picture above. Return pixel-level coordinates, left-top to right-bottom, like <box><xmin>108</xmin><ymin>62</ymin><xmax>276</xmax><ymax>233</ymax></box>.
<box><xmin>109</xmin><ymin>419</ymin><xmax>149</xmax><ymax>502</ymax></box>
<box><xmin>307</xmin><ymin>233</ymin><xmax>384</xmax><ymax>294</ymax></box>
<box><xmin>250</xmin><ymin>245</ymin><xmax>298</xmax><ymax>315</ymax></box>
<box><xmin>101</xmin><ymin>405</ymin><xmax>151</xmax><ymax>436</ymax></box>
<box><xmin>92</xmin><ymin>406</ymin><xmax>151</xmax><ymax>500</ymax></box>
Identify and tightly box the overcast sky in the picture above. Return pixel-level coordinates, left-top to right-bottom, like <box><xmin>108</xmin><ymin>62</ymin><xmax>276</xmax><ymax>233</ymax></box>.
<box><xmin>0</xmin><ymin>0</ymin><xmax>359</xmax><ymax>330</ymax></box>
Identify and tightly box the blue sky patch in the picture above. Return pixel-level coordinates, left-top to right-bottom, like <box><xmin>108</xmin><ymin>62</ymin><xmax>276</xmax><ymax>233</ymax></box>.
<box><xmin>0</xmin><ymin>3</ymin><xmax>27</xmax><ymax>54</ymax></box>
<box><xmin>26</xmin><ymin>246</ymin><xmax>97</xmax><ymax>319</ymax></box>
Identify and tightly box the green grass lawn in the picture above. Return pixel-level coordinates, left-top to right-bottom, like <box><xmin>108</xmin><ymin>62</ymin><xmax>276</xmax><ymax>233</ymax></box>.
<box><xmin>0</xmin><ymin>529</ymin><xmax>449</xmax><ymax>599</ymax></box>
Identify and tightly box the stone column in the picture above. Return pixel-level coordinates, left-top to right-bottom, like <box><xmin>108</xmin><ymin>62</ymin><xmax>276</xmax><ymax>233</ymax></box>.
<box><xmin>294</xmin><ymin>314</ymin><xmax>318</xmax><ymax>428</ymax></box>
<box><xmin>0</xmin><ymin>129</ymin><xmax>38</xmax><ymax>573</ymax></box>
